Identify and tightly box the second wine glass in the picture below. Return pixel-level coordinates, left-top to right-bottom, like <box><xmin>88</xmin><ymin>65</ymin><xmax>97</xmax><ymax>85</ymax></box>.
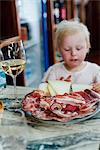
<box><xmin>0</xmin><ymin>40</ymin><xmax>26</xmax><ymax>109</ymax></box>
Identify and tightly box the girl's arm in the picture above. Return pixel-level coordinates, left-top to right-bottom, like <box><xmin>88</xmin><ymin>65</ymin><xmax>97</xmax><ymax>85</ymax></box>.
<box><xmin>92</xmin><ymin>68</ymin><xmax>100</xmax><ymax>93</ymax></box>
<box><xmin>92</xmin><ymin>82</ymin><xmax>100</xmax><ymax>94</ymax></box>
<box><xmin>42</xmin><ymin>66</ymin><xmax>56</xmax><ymax>82</ymax></box>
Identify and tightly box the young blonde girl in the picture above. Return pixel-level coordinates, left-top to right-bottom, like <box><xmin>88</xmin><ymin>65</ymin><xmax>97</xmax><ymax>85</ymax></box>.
<box><xmin>42</xmin><ymin>20</ymin><xmax>100</xmax><ymax>93</ymax></box>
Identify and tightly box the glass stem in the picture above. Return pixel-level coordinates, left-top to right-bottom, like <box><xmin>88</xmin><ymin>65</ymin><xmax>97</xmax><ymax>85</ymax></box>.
<box><xmin>13</xmin><ymin>76</ymin><xmax>17</xmax><ymax>100</ymax></box>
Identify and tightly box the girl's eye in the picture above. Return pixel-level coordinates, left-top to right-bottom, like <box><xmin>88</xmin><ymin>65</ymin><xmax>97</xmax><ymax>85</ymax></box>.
<box><xmin>76</xmin><ymin>47</ymin><xmax>82</xmax><ymax>51</ymax></box>
<box><xmin>64</xmin><ymin>48</ymin><xmax>71</xmax><ymax>51</ymax></box>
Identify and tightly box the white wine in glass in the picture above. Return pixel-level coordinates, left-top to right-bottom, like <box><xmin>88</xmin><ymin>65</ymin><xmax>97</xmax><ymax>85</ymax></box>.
<box><xmin>0</xmin><ymin>40</ymin><xmax>26</xmax><ymax>109</ymax></box>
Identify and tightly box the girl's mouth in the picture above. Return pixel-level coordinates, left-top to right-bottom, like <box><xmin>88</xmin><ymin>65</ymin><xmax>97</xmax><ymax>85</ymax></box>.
<box><xmin>70</xmin><ymin>59</ymin><xmax>78</xmax><ymax>62</ymax></box>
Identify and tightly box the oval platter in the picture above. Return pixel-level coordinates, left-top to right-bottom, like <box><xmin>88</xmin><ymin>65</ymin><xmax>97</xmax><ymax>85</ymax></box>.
<box><xmin>25</xmin><ymin>101</ymin><xmax>100</xmax><ymax>126</ymax></box>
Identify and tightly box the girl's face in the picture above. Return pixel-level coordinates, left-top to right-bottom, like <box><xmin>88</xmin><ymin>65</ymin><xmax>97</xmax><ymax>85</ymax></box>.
<box><xmin>59</xmin><ymin>32</ymin><xmax>89</xmax><ymax>70</ymax></box>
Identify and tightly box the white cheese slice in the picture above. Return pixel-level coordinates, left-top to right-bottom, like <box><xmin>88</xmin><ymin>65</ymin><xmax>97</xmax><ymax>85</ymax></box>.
<box><xmin>48</xmin><ymin>84</ymin><xmax>57</xmax><ymax>96</ymax></box>
<box><xmin>39</xmin><ymin>81</ymin><xmax>92</xmax><ymax>96</ymax></box>
<box><xmin>38</xmin><ymin>83</ymin><xmax>49</xmax><ymax>94</ymax></box>
<box><xmin>72</xmin><ymin>84</ymin><xmax>92</xmax><ymax>92</ymax></box>
<box><xmin>48</xmin><ymin>80</ymin><xmax>71</xmax><ymax>95</ymax></box>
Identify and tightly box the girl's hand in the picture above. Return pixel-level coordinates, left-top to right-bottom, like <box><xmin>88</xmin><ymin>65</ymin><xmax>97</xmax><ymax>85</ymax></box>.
<box><xmin>92</xmin><ymin>83</ymin><xmax>100</xmax><ymax>94</ymax></box>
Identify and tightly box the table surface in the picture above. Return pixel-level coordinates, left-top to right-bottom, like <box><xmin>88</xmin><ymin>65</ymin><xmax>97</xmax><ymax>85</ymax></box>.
<box><xmin>0</xmin><ymin>86</ymin><xmax>100</xmax><ymax>150</ymax></box>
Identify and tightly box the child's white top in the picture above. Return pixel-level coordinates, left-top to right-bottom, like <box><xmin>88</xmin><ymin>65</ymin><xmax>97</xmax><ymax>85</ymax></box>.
<box><xmin>42</xmin><ymin>61</ymin><xmax>100</xmax><ymax>84</ymax></box>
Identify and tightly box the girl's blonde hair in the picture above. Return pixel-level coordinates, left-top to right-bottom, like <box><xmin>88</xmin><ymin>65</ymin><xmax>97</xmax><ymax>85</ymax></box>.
<box><xmin>55</xmin><ymin>20</ymin><xmax>91</xmax><ymax>49</ymax></box>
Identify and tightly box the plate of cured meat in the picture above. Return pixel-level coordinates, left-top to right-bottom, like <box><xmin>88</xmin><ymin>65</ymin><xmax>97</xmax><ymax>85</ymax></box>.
<box><xmin>22</xmin><ymin>81</ymin><xmax>100</xmax><ymax>125</ymax></box>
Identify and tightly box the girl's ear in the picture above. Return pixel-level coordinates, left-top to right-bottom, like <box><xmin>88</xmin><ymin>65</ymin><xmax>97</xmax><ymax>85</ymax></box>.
<box><xmin>57</xmin><ymin>48</ymin><xmax>60</xmax><ymax>52</ymax></box>
<box><xmin>86</xmin><ymin>48</ymin><xmax>90</xmax><ymax>54</ymax></box>
<box><xmin>57</xmin><ymin>46</ymin><xmax>61</xmax><ymax>52</ymax></box>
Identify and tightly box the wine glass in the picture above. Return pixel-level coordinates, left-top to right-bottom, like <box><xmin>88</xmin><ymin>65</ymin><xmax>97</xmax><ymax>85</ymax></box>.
<box><xmin>0</xmin><ymin>39</ymin><xmax>26</xmax><ymax>109</ymax></box>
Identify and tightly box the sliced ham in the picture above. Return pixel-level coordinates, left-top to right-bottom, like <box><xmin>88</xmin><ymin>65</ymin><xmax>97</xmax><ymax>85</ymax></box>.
<box><xmin>22</xmin><ymin>89</ymin><xmax>100</xmax><ymax>123</ymax></box>
<box><xmin>55</xmin><ymin>96</ymin><xmax>86</xmax><ymax>104</ymax></box>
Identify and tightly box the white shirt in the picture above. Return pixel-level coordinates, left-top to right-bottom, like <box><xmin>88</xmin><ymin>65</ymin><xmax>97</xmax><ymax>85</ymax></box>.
<box><xmin>42</xmin><ymin>61</ymin><xmax>100</xmax><ymax>84</ymax></box>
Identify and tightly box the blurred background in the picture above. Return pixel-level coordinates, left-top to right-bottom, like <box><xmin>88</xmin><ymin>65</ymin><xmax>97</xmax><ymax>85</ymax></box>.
<box><xmin>0</xmin><ymin>0</ymin><xmax>100</xmax><ymax>88</ymax></box>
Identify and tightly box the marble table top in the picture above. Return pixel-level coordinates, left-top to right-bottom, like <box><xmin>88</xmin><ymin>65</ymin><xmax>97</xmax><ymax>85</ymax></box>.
<box><xmin>0</xmin><ymin>86</ymin><xmax>100</xmax><ymax>150</ymax></box>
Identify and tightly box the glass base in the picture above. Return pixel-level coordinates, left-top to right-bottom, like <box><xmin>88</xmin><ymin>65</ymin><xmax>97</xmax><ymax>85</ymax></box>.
<box><xmin>6</xmin><ymin>99</ymin><xmax>21</xmax><ymax>111</ymax></box>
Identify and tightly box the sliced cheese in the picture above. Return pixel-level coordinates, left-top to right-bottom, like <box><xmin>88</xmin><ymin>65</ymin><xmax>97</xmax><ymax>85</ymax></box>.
<box><xmin>72</xmin><ymin>84</ymin><xmax>92</xmax><ymax>92</ymax></box>
<box><xmin>39</xmin><ymin>81</ymin><xmax>92</xmax><ymax>96</ymax></box>
<box><xmin>48</xmin><ymin>80</ymin><xmax>71</xmax><ymax>95</ymax></box>
<box><xmin>48</xmin><ymin>84</ymin><xmax>57</xmax><ymax>96</ymax></box>
<box><xmin>38</xmin><ymin>83</ymin><xmax>49</xmax><ymax>94</ymax></box>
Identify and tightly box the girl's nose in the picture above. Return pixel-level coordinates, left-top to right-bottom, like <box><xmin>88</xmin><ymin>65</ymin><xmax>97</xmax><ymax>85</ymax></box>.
<box><xmin>71</xmin><ymin>49</ymin><xmax>77</xmax><ymax>56</ymax></box>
